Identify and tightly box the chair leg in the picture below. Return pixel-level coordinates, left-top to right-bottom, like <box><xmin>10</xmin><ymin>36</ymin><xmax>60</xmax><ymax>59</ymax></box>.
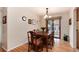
<box><xmin>28</xmin><ymin>45</ymin><xmax>31</xmax><ymax>52</ymax></box>
<box><xmin>46</xmin><ymin>45</ymin><xmax>48</xmax><ymax>52</ymax></box>
<box><xmin>28</xmin><ymin>46</ymin><xmax>30</xmax><ymax>52</ymax></box>
<box><xmin>40</xmin><ymin>45</ymin><xmax>43</xmax><ymax>51</ymax></box>
<box><xmin>42</xmin><ymin>46</ymin><xmax>43</xmax><ymax>51</ymax></box>
<box><xmin>28</xmin><ymin>49</ymin><xmax>30</xmax><ymax>52</ymax></box>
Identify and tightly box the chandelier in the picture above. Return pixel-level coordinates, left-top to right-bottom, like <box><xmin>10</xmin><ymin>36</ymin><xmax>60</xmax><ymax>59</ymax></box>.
<box><xmin>44</xmin><ymin>8</ymin><xmax>51</xmax><ymax>19</ymax></box>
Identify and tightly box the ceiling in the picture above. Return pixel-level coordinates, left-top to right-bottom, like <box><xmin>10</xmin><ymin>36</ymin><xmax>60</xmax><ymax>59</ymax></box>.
<box><xmin>0</xmin><ymin>7</ymin><xmax>72</xmax><ymax>16</ymax></box>
<box><xmin>29</xmin><ymin>7</ymin><xmax>72</xmax><ymax>16</ymax></box>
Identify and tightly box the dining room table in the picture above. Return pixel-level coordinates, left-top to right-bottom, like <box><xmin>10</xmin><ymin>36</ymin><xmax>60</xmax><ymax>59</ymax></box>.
<box><xmin>33</xmin><ymin>31</ymin><xmax>54</xmax><ymax>52</ymax></box>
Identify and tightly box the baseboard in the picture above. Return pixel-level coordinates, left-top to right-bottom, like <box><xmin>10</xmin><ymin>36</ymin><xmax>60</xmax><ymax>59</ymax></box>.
<box><xmin>2</xmin><ymin>47</ymin><xmax>7</xmax><ymax>52</ymax></box>
<box><xmin>7</xmin><ymin>41</ymin><xmax>28</xmax><ymax>52</ymax></box>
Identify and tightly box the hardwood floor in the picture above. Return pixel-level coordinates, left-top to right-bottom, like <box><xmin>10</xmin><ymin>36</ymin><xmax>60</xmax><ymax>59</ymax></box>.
<box><xmin>10</xmin><ymin>44</ymin><xmax>28</xmax><ymax>52</ymax></box>
<box><xmin>9</xmin><ymin>40</ymin><xmax>78</xmax><ymax>52</ymax></box>
<box><xmin>0</xmin><ymin>48</ymin><xmax>6</xmax><ymax>52</ymax></box>
<box><xmin>0</xmin><ymin>40</ymin><xmax>78</xmax><ymax>52</ymax></box>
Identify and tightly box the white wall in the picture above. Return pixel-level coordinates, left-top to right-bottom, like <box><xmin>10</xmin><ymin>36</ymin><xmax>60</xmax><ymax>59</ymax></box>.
<box><xmin>1</xmin><ymin>7</ymin><xmax>7</xmax><ymax>50</ymax></box>
<box><xmin>0</xmin><ymin>8</ymin><xmax>7</xmax><ymax>49</ymax></box>
<box><xmin>69</xmin><ymin>8</ymin><xmax>76</xmax><ymax>48</ymax></box>
<box><xmin>3</xmin><ymin>7</ymin><xmax>76</xmax><ymax>51</ymax></box>
<box><xmin>0</xmin><ymin>10</ymin><xmax>2</xmax><ymax>47</ymax></box>
<box><xmin>7</xmin><ymin>7</ymin><xmax>40</xmax><ymax>51</ymax></box>
<box><xmin>39</xmin><ymin>12</ymin><xmax>70</xmax><ymax>39</ymax></box>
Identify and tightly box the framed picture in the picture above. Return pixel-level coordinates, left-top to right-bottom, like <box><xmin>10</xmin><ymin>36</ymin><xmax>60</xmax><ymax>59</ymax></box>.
<box><xmin>3</xmin><ymin>16</ymin><xmax>7</xmax><ymax>24</ymax></box>
<box><xmin>28</xmin><ymin>19</ymin><xmax>32</xmax><ymax>24</ymax></box>
<box><xmin>32</xmin><ymin>19</ymin><xmax>35</xmax><ymax>25</ymax></box>
<box><xmin>69</xmin><ymin>18</ymin><xmax>71</xmax><ymax>25</ymax></box>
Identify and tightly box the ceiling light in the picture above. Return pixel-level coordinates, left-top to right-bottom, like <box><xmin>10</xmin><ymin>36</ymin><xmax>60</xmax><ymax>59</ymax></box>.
<box><xmin>44</xmin><ymin>8</ymin><xmax>51</xmax><ymax>19</ymax></box>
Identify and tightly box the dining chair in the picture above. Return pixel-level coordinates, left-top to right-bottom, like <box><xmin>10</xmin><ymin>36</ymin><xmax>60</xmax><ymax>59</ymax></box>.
<box><xmin>27</xmin><ymin>31</ymin><xmax>33</xmax><ymax>52</ymax></box>
<box><xmin>47</xmin><ymin>32</ymin><xmax>54</xmax><ymax>49</ymax></box>
<box><xmin>27</xmin><ymin>31</ymin><xmax>43</xmax><ymax>52</ymax></box>
<box><xmin>32</xmin><ymin>36</ymin><xmax>43</xmax><ymax>52</ymax></box>
<box><xmin>42</xmin><ymin>32</ymin><xmax>54</xmax><ymax>52</ymax></box>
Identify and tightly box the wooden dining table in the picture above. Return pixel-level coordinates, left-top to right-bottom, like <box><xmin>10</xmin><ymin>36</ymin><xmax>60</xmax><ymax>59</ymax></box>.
<box><xmin>34</xmin><ymin>31</ymin><xmax>54</xmax><ymax>52</ymax></box>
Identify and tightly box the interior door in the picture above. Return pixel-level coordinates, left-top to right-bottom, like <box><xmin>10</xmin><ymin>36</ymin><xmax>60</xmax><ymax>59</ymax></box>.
<box><xmin>76</xmin><ymin>8</ymin><xmax>79</xmax><ymax>49</ymax></box>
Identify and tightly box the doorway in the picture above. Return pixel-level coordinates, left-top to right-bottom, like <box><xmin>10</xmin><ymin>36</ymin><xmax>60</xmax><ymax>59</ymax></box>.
<box><xmin>46</xmin><ymin>16</ymin><xmax>61</xmax><ymax>47</ymax></box>
<box><xmin>76</xmin><ymin>8</ymin><xmax>79</xmax><ymax>49</ymax></box>
<box><xmin>0</xmin><ymin>19</ymin><xmax>2</xmax><ymax>47</ymax></box>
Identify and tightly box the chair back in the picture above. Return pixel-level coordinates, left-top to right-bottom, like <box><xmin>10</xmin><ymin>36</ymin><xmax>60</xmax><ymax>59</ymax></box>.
<box><xmin>27</xmin><ymin>31</ymin><xmax>34</xmax><ymax>44</ymax></box>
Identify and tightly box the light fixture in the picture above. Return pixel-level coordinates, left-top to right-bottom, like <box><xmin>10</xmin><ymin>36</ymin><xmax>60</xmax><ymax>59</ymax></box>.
<box><xmin>44</xmin><ymin>8</ymin><xmax>51</xmax><ymax>19</ymax></box>
<box><xmin>44</xmin><ymin>8</ymin><xmax>48</xmax><ymax>19</ymax></box>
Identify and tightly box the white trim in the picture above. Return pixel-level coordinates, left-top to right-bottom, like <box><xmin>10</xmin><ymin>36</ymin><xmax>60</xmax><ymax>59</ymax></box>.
<box><xmin>7</xmin><ymin>41</ymin><xmax>28</xmax><ymax>52</ymax></box>
<box><xmin>2</xmin><ymin>46</ymin><xmax>7</xmax><ymax>52</ymax></box>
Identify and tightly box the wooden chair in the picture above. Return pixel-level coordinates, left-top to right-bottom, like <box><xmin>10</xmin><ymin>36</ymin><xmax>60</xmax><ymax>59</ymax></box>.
<box><xmin>47</xmin><ymin>32</ymin><xmax>54</xmax><ymax>49</ymax></box>
<box><xmin>42</xmin><ymin>32</ymin><xmax>54</xmax><ymax>51</ymax></box>
<box><xmin>27</xmin><ymin>31</ymin><xmax>43</xmax><ymax>52</ymax></box>
<box><xmin>27</xmin><ymin>31</ymin><xmax>33</xmax><ymax>52</ymax></box>
<box><xmin>32</xmin><ymin>37</ymin><xmax>43</xmax><ymax>52</ymax></box>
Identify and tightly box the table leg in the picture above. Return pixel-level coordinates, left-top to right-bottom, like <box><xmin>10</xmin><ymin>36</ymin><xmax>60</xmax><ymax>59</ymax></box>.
<box><xmin>46</xmin><ymin>36</ymin><xmax>48</xmax><ymax>52</ymax></box>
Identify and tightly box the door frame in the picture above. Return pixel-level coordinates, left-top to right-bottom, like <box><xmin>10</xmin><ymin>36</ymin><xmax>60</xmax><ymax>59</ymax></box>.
<box><xmin>76</xmin><ymin>7</ymin><xmax>79</xmax><ymax>49</ymax></box>
<box><xmin>46</xmin><ymin>16</ymin><xmax>61</xmax><ymax>39</ymax></box>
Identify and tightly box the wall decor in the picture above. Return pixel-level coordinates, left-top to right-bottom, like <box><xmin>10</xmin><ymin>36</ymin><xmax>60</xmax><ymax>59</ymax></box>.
<box><xmin>22</xmin><ymin>16</ymin><xmax>27</xmax><ymax>21</ymax></box>
<box><xmin>69</xmin><ymin>18</ymin><xmax>71</xmax><ymax>25</ymax></box>
<box><xmin>32</xmin><ymin>19</ymin><xmax>35</xmax><ymax>25</ymax></box>
<box><xmin>3</xmin><ymin>16</ymin><xmax>7</xmax><ymax>24</ymax></box>
<box><xmin>28</xmin><ymin>19</ymin><xmax>32</xmax><ymax>24</ymax></box>
<box><xmin>32</xmin><ymin>19</ymin><xmax>36</xmax><ymax>25</ymax></box>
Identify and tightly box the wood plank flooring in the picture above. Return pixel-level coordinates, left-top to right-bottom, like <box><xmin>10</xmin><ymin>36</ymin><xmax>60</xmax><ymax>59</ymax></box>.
<box><xmin>9</xmin><ymin>41</ymin><xmax>78</xmax><ymax>52</ymax></box>
<box><xmin>0</xmin><ymin>40</ymin><xmax>78</xmax><ymax>52</ymax></box>
<box><xmin>0</xmin><ymin>48</ymin><xmax>6</xmax><ymax>52</ymax></box>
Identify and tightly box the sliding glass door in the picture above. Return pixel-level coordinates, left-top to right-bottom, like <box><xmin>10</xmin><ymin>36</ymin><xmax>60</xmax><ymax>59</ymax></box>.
<box><xmin>54</xmin><ymin>19</ymin><xmax>59</xmax><ymax>38</ymax></box>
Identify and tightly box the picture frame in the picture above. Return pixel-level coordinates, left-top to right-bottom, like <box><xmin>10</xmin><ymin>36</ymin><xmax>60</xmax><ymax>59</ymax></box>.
<box><xmin>28</xmin><ymin>19</ymin><xmax>32</xmax><ymax>24</ymax></box>
<box><xmin>3</xmin><ymin>16</ymin><xmax>7</xmax><ymax>24</ymax></box>
<box><xmin>69</xmin><ymin>18</ymin><xmax>71</xmax><ymax>25</ymax></box>
<box><xmin>32</xmin><ymin>19</ymin><xmax>36</xmax><ymax>25</ymax></box>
